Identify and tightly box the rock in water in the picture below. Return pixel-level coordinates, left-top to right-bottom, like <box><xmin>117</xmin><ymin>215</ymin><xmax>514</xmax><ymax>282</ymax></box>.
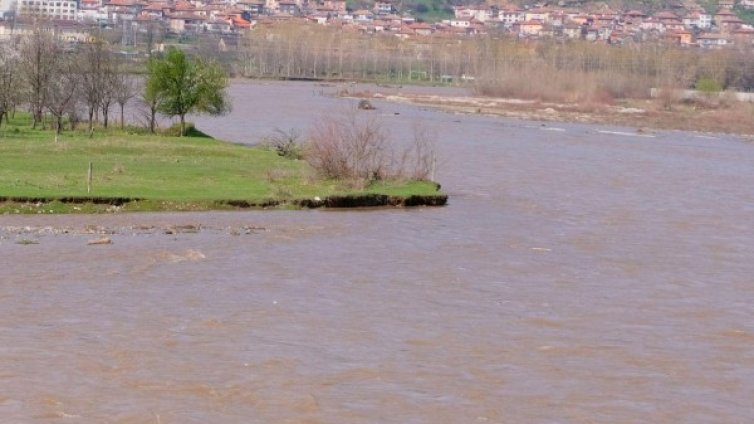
<box><xmin>87</xmin><ymin>237</ymin><xmax>112</xmax><ymax>245</ymax></box>
<box><xmin>358</xmin><ymin>99</ymin><xmax>375</xmax><ymax>110</ymax></box>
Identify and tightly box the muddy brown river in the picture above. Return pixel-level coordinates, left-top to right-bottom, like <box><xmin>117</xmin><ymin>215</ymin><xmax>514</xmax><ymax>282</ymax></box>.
<box><xmin>2</xmin><ymin>81</ymin><xmax>753</xmax><ymax>423</ymax></box>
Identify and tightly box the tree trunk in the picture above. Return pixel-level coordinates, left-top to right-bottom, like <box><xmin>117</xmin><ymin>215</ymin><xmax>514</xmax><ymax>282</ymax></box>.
<box><xmin>32</xmin><ymin>109</ymin><xmax>41</xmax><ymax>129</ymax></box>
<box><xmin>120</xmin><ymin>104</ymin><xmax>125</xmax><ymax>129</ymax></box>
<box><xmin>88</xmin><ymin>108</ymin><xmax>95</xmax><ymax>137</ymax></box>
<box><xmin>180</xmin><ymin>114</ymin><xmax>186</xmax><ymax>136</ymax></box>
<box><xmin>150</xmin><ymin>108</ymin><xmax>156</xmax><ymax>133</ymax></box>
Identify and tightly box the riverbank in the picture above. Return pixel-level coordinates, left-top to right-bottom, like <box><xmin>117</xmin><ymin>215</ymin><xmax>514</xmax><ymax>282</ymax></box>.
<box><xmin>3</xmin><ymin>80</ymin><xmax>753</xmax><ymax>424</ymax></box>
<box><xmin>342</xmin><ymin>90</ymin><xmax>754</xmax><ymax>136</ymax></box>
<box><xmin>0</xmin><ymin>118</ymin><xmax>445</xmax><ymax>214</ymax></box>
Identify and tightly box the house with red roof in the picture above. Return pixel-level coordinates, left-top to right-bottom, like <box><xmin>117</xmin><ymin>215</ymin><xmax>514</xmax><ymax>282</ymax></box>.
<box><xmin>664</xmin><ymin>29</ymin><xmax>693</xmax><ymax>45</ymax></box>
<box><xmin>513</xmin><ymin>19</ymin><xmax>543</xmax><ymax>37</ymax></box>
<box><xmin>407</xmin><ymin>22</ymin><xmax>431</xmax><ymax>35</ymax></box>
<box><xmin>714</xmin><ymin>8</ymin><xmax>737</xmax><ymax>27</ymax></box>
<box><xmin>697</xmin><ymin>32</ymin><xmax>732</xmax><ymax>48</ymax></box>
<box><xmin>322</xmin><ymin>0</ymin><xmax>345</xmax><ymax>13</ymax></box>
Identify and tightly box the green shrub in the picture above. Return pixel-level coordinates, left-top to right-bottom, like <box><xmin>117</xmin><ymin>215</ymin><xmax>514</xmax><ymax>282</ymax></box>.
<box><xmin>695</xmin><ymin>78</ymin><xmax>722</xmax><ymax>95</ymax></box>
<box><xmin>159</xmin><ymin>122</ymin><xmax>211</xmax><ymax>138</ymax></box>
<box><xmin>124</xmin><ymin>125</ymin><xmax>151</xmax><ymax>136</ymax></box>
<box><xmin>261</xmin><ymin>128</ymin><xmax>304</xmax><ymax>160</ymax></box>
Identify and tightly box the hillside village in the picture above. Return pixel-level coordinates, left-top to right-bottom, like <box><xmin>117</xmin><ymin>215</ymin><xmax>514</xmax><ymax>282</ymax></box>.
<box><xmin>1</xmin><ymin>0</ymin><xmax>753</xmax><ymax>48</ymax></box>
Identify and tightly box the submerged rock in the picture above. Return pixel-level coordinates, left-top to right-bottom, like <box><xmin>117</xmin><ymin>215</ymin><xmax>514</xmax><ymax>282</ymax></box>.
<box><xmin>358</xmin><ymin>99</ymin><xmax>376</xmax><ymax>110</ymax></box>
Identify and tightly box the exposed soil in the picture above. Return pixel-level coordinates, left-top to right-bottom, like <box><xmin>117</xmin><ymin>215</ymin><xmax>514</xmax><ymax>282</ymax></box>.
<box><xmin>0</xmin><ymin>192</ymin><xmax>448</xmax><ymax>214</ymax></box>
<box><xmin>0</xmin><ymin>196</ymin><xmax>140</xmax><ymax>206</ymax></box>
<box><xmin>348</xmin><ymin>92</ymin><xmax>754</xmax><ymax>136</ymax></box>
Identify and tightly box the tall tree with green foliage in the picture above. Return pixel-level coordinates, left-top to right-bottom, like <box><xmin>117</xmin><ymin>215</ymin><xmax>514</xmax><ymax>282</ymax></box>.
<box><xmin>146</xmin><ymin>47</ymin><xmax>230</xmax><ymax>136</ymax></box>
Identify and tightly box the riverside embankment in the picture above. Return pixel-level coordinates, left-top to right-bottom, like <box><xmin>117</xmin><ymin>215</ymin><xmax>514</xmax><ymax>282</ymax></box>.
<box><xmin>1</xmin><ymin>80</ymin><xmax>753</xmax><ymax>423</ymax></box>
<box><xmin>0</xmin><ymin>111</ymin><xmax>445</xmax><ymax>213</ymax></box>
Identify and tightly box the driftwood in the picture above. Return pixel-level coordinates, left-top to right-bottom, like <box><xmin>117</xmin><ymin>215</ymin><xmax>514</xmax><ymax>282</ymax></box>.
<box><xmin>87</xmin><ymin>237</ymin><xmax>112</xmax><ymax>245</ymax></box>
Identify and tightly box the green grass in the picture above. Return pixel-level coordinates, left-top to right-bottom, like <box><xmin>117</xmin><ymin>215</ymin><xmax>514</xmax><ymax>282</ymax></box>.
<box><xmin>0</xmin><ymin>114</ymin><xmax>444</xmax><ymax>213</ymax></box>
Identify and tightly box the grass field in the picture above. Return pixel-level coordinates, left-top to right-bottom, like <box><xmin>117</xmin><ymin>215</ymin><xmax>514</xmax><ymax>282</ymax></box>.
<box><xmin>0</xmin><ymin>115</ymin><xmax>444</xmax><ymax>213</ymax></box>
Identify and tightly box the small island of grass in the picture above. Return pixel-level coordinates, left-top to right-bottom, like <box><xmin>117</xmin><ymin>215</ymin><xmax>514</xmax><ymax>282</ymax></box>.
<box><xmin>0</xmin><ymin>39</ymin><xmax>443</xmax><ymax>214</ymax></box>
<box><xmin>0</xmin><ymin>115</ymin><xmax>446</xmax><ymax>214</ymax></box>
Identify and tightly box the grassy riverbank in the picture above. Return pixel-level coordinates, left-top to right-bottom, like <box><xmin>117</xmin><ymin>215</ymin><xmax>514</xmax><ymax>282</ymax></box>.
<box><xmin>0</xmin><ymin>116</ymin><xmax>445</xmax><ymax>214</ymax></box>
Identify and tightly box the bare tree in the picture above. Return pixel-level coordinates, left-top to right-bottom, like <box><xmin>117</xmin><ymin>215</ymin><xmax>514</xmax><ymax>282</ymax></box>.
<box><xmin>307</xmin><ymin>111</ymin><xmax>390</xmax><ymax>181</ymax></box>
<box><xmin>0</xmin><ymin>44</ymin><xmax>20</xmax><ymax>127</ymax></box>
<box><xmin>99</xmin><ymin>66</ymin><xmax>117</xmax><ymax>129</ymax></box>
<box><xmin>138</xmin><ymin>84</ymin><xmax>163</xmax><ymax>134</ymax></box>
<box><xmin>78</xmin><ymin>40</ymin><xmax>114</xmax><ymax>135</ymax></box>
<box><xmin>66</xmin><ymin>101</ymin><xmax>81</xmax><ymax>131</ymax></box>
<box><xmin>404</xmin><ymin>123</ymin><xmax>438</xmax><ymax>181</ymax></box>
<box><xmin>18</xmin><ymin>25</ymin><xmax>61</xmax><ymax>128</ymax></box>
<box><xmin>306</xmin><ymin>110</ymin><xmax>440</xmax><ymax>184</ymax></box>
<box><xmin>46</xmin><ymin>57</ymin><xmax>80</xmax><ymax>139</ymax></box>
<box><xmin>114</xmin><ymin>72</ymin><xmax>138</xmax><ymax>128</ymax></box>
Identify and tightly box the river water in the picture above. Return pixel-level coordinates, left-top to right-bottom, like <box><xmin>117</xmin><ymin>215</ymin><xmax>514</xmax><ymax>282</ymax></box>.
<box><xmin>1</xmin><ymin>81</ymin><xmax>753</xmax><ymax>423</ymax></box>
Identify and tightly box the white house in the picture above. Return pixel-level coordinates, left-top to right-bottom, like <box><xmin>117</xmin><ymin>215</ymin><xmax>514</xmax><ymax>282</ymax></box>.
<box><xmin>683</xmin><ymin>11</ymin><xmax>711</xmax><ymax>29</ymax></box>
<box><xmin>697</xmin><ymin>33</ymin><xmax>732</xmax><ymax>48</ymax></box>
<box><xmin>498</xmin><ymin>8</ymin><xmax>523</xmax><ymax>26</ymax></box>
<box><xmin>467</xmin><ymin>5</ymin><xmax>492</xmax><ymax>22</ymax></box>
<box><xmin>448</xmin><ymin>17</ymin><xmax>471</xmax><ymax>27</ymax></box>
<box><xmin>373</xmin><ymin>1</ymin><xmax>393</xmax><ymax>15</ymax></box>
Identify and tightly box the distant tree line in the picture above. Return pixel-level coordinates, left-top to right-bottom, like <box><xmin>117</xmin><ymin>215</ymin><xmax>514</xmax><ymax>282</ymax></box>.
<box><xmin>0</xmin><ymin>25</ymin><xmax>229</xmax><ymax>137</ymax></box>
<box><xmin>0</xmin><ymin>26</ymin><xmax>137</xmax><ymax>136</ymax></box>
<box><xmin>237</xmin><ymin>24</ymin><xmax>754</xmax><ymax>102</ymax></box>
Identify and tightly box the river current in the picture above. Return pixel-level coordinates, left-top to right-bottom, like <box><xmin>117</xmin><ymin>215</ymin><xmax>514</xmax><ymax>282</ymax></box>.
<box><xmin>1</xmin><ymin>81</ymin><xmax>753</xmax><ymax>423</ymax></box>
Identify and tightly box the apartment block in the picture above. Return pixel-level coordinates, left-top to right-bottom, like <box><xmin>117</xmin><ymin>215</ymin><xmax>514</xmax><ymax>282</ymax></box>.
<box><xmin>17</xmin><ymin>0</ymin><xmax>78</xmax><ymax>20</ymax></box>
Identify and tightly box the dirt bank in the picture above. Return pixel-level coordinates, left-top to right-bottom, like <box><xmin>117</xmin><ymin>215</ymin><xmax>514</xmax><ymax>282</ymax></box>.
<box><xmin>346</xmin><ymin>91</ymin><xmax>754</xmax><ymax>136</ymax></box>
<box><xmin>0</xmin><ymin>192</ymin><xmax>448</xmax><ymax>214</ymax></box>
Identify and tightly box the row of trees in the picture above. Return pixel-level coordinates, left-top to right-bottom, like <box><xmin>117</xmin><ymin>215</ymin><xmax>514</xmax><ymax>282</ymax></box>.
<box><xmin>472</xmin><ymin>40</ymin><xmax>754</xmax><ymax>103</ymax></box>
<box><xmin>237</xmin><ymin>24</ymin><xmax>477</xmax><ymax>82</ymax></box>
<box><xmin>0</xmin><ymin>26</ymin><xmax>230</xmax><ymax>136</ymax></box>
<box><xmin>0</xmin><ymin>28</ymin><xmax>137</xmax><ymax>135</ymax></box>
<box><xmin>236</xmin><ymin>23</ymin><xmax>754</xmax><ymax>102</ymax></box>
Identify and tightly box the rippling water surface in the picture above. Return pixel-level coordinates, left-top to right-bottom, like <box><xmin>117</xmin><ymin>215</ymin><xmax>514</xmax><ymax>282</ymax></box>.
<box><xmin>2</xmin><ymin>81</ymin><xmax>753</xmax><ymax>423</ymax></box>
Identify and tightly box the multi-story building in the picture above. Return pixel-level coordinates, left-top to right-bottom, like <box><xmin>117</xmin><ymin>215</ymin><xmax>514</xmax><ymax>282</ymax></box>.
<box><xmin>498</xmin><ymin>7</ymin><xmax>524</xmax><ymax>26</ymax></box>
<box><xmin>16</xmin><ymin>0</ymin><xmax>78</xmax><ymax>20</ymax></box>
<box><xmin>1</xmin><ymin>0</ymin><xmax>16</xmax><ymax>18</ymax></box>
<box><xmin>683</xmin><ymin>11</ymin><xmax>712</xmax><ymax>29</ymax></box>
<box><xmin>373</xmin><ymin>1</ymin><xmax>394</xmax><ymax>15</ymax></box>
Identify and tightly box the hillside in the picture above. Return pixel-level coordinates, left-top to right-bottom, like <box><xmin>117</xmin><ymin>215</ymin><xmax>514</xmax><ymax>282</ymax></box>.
<box><xmin>350</xmin><ymin>0</ymin><xmax>741</xmax><ymax>22</ymax></box>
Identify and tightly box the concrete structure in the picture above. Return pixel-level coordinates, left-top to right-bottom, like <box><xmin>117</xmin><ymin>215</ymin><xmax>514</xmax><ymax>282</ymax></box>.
<box><xmin>16</xmin><ymin>0</ymin><xmax>78</xmax><ymax>20</ymax></box>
